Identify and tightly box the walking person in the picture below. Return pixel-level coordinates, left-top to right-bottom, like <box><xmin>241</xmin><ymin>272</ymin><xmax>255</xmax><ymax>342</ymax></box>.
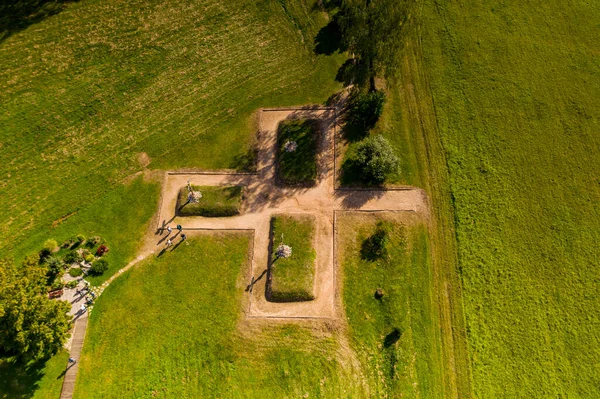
<box><xmin>167</xmin><ymin>226</ymin><xmax>172</xmax><ymax>234</ymax></box>
<box><xmin>166</xmin><ymin>239</ymin><xmax>172</xmax><ymax>247</ymax></box>
<box><xmin>181</xmin><ymin>233</ymin><xmax>187</xmax><ymax>241</ymax></box>
<box><xmin>176</xmin><ymin>224</ymin><xmax>182</xmax><ymax>232</ymax></box>
<box><xmin>68</xmin><ymin>357</ymin><xmax>76</xmax><ymax>365</ymax></box>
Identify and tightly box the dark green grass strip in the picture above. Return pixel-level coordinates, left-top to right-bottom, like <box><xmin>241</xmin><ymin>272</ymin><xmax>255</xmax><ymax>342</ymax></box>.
<box><xmin>277</xmin><ymin>119</ymin><xmax>319</xmax><ymax>185</ymax></box>
<box><xmin>176</xmin><ymin>185</ymin><xmax>243</xmax><ymax>217</ymax></box>
<box><xmin>268</xmin><ymin>214</ymin><xmax>316</xmax><ymax>302</ymax></box>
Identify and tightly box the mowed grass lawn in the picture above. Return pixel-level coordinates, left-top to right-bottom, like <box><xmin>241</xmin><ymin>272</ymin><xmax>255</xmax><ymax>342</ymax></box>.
<box><xmin>176</xmin><ymin>185</ymin><xmax>243</xmax><ymax>217</ymax></box>
<box><xmin>277</xmin><ymin>119</ymin><xmax>319</xmax><ymax>185</ymax></box>
<box><xmin>0</xmin><ymin>0</ymin><xmax>344</xmax><ymax>260</ymax></box>
<box><xmin>268</xmin><ymin>214</ymin><xmax>317</xmax><ymax>302</ymax></box>
<box><xmin>420</xmin><ymin>0</ymin><xmax>600</xmax><ymax>396</ymax></box>
<box><xmin>74</xmin><ymin>234</ymin><xmax>366</xmax><ymax>398</ymax></box>
<box><xmin>338</xmin><ymin>213</ymin><xmax>444</xmax><ymax>398</ymax></box>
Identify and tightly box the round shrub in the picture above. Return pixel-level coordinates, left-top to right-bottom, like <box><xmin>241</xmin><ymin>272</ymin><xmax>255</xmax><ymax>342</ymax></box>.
<box><xmin>91</xmin><ymin>259</ymin><xmax>108</xmax><ymax>275</ymax></box>
<box><xmin>85</xmin><ymin>254</ymin><xmax>95</xmax><ymax>263</ymax></box>
<box><xmin>69</xmin><ymin>267</ymin><xmax>83</xmax><ymax>278</ymax></box>
<box><xmin>66</xmin><ymin>280</ymin><xmax>78</xmax><ymax>289</ymax></box>
<box><xmin>354</xmin><ymin>135</ymin><xmax>399</xmax><ymax>184</ymax></box>
<box><xmin>40</xmin><ymin>239</ymin><xmax>58</xmax><ymax>258</ymax></box>
<box><xmin>43</xmin><ymin>239</ymin><xmax>58</xmax><ymax>252</ymax></box>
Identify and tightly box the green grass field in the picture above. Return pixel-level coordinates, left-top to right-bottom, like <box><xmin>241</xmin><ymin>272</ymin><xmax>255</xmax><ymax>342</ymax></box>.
<box><xmin>277</xmin><ymin>119</ymin><xmax>319</xmax><ymax>185</ymax></box>
<box><xmin>0</xmin><ymin>350</ymin><xmax>68</xmax><ymax>399</ymax></box>
<box><xmin>176</xmin><ymin>185</ymin><xmax>243</xmax><ymax>217</ymax></box>
<box><xmin>73</xmin><ymin>234</ymin><xmax>366</xmax><ymax>398</ymax></box>
<box><xmin>0</xmin><ymin>2</ymin><xmax>343</xmax><ymax>394</ymax></box>
<box><xmin>268</xmin><ymin>214</ymin><xmax>316</xmax><ymax>302</ymax></box>
<box><xmin>417</xmin><ymin>0</ymin><xmax>600</xmax><ymax>396</ymax></box>
<box><xmin>0</xmin><ymin>0</ymin><xmax>344</xmax><ymax>260</ymax></box>
<box><xmin>338</xmin><ymin>213</ymin><xmax>444</xmax><ymax>398</ymax></box>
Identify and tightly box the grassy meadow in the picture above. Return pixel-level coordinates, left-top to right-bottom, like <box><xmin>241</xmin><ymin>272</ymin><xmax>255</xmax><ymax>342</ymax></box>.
<box><xmin>74</xmin><ymin>234</ymin><xmax>366</xmax><ymax>398</ymax></box>
<box><xmin>268</xmin><ymin>214</ymin><xmax>316</xmax><ymax>302</ymax></box>
<box><xmin>417</xmin><ymin>0</ymin><xmax>600</xmax><ymax>396</ymax></box>
<box><xmin>338</xmin><ymin>213</ymin><xmax>444</xmax><ymax>398</ymax></box>
<box><xmin>0</xmin><ymin>0</ymin><xmax>344</xmax><ymax>261</ymax></box>
<box><xmin>176</xmin><ymin>185</ymin><xmax>243</xmax><ymax>217</ymax></box>
<box><xmin>0</xmin><ymin>0</ymin><xmax>343</xmax><ymax>396</ymax></box>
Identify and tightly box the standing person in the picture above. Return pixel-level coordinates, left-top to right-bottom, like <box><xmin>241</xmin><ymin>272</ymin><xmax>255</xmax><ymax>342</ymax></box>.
<box><xmin>181</xmin><ymin>233</ymin><xmax>187</xmax><ymax>241</ymax></box>
<box><xmin>80</xmin><ymin>304</ymin><xmax>86</xmax><ymax>313</ymax></box>
<box><xmin>167</xmin><ymin>226</ymin><xmax>172</xmax><ymax>234</ymax></box>
<box><xmin>68</xmin><ymin>357</ymin><xmax>76</xmax><ymax>365</ymax></box>
<box><xmin>176</xmin><ymin>224</ymin><xmax>182</xmax><ymax>232</ymax></box>
<box><xmin>166</xmin><ymin>239</ymin><xmax>172</xmax><ymax>247</ymax></box>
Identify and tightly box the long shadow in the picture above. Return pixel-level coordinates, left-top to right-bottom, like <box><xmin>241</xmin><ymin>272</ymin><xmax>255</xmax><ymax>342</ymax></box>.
<box><xmin>334</xmin><ymin>188</ymin><xmax>385</xmax><ymax>209</ymax></box>
<box><xmin>170</xmin><ymin>239</ymin><xmax>184</xmax><ymax>252</ymax></box>
<box><xmin>157</xmin><ymin>215</ymin><xmax>176</xmax><ymax>235</ymax></box>
<box><xmin>314</xmin><ymin>16</ymin><xmax>344</xmax><ymax>55</ymax></box>
<box><xmin>246</xmin><ymin>268</ymin><xmax>267</xmax><ymax>293</ymax></box>
<box><xmin>56</xmin><ymin>362</ymin><xmax>75</xmax><ymax>379</ymax></box>
<box><xmin>0</xmin><ymin>0</ymin><xmax>80</xmax><ymax>45</ymax></box>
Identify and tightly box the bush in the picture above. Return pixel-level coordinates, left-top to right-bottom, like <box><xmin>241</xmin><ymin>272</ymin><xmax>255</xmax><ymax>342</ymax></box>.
<box><xmin>76</xmin><ymin>234</ymin><xmax>86</xmax><ymax>244</ymax></box>
<box><xmin>353</xmin><ymin>135</ymin><xmax>399</xmax><ymax>184</ymax></box>
<box><xmin>85</xmin><ymin>254</ymin><xmax>95</xmax><ymax>263</ymax></box>
<box><xmin>361</xmin><ymin>221</ymin><xmax>392</xmax><ymax>261</ymax></box>
<box><xmin>91</xmin><ymin>259</ymin><xmax>109</xmax><ymax>275</ymax></box>
<box><xmin>64</xmin><ymin>251</ymin><xmax>83</xmax><ymax>264</ymax></box>
<box><xmin>66</xmin><ymin>280</ymin><xmax>78</xmax><ymax>289</ymax></box>
<box><xmin>40</xmin><ymin>239</ymin><xmax>58</xmax><ymax>258</ymax></box>
<box><xmin>69</xmin><ymin>267</ymin><xmax>83</xmax><ymax>277</ymax></box>
<box><xmin>45</xmin><ymin>256</ymin><xmax>65</xmax><ymax>280</ymax></box>
<box><xmin>345</xmin><ymin>90</ymin><xmax>386</xmax><ymax>140</ymax></box>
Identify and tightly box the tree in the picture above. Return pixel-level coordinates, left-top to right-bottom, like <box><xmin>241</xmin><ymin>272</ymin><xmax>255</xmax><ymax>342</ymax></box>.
<box><xmin>0</xmin><ymin>259</ymin><xmax>71</xmax><ymax>361</ymax></box>
<box><xmin>91</xmin><ymin>258</ymin><xmax>108</xmax><ymax>275</ymax></box>
<box><xmin>338</xmin><ymin>0</ymin><xmax>409</xmax><ymax>90</ymax></box>
<box><xmin>354</xmin><ymin>135</ymin><xmax>399</xmax><ymax>184</ymax></box>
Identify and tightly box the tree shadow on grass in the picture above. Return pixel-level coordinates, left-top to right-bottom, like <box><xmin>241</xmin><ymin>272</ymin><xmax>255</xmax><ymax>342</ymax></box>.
<box><xmin>0</xmin><ymin>355</ymin><xmax>48</xmax><ymax>398</ymax></box>
<box><xmin>383</xmin><ymin>328</ymin><xmax>402</xmax><ymax>348</ymax></box>
<box><xmin>314</xmin><ymin>17</ymin><xmax>345</xmax><ymax>55</ymax></box>
<box><xmin>0</xmin><ymin>0</ymin><xmax>80</xmax><ymax>45</ymax></box>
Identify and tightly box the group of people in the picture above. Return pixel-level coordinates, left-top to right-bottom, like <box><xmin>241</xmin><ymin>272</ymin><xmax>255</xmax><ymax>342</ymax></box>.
<box><xmin>165</xmin><ymin>224</ymin><xmax>187</xmax><ymax>247</ymax></box>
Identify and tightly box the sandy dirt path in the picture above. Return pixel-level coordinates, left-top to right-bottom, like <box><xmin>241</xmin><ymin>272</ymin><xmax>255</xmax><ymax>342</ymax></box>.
<box><xmin>154</xmin><ymin>107</ymin><xmax>428</xmax><ymax>319</ymax></box>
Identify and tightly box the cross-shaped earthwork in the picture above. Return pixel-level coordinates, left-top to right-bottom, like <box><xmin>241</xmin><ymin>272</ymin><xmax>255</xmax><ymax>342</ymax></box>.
<box><xmin>156</xmin><ymin>107</ymin><xmax>428</xmax><ymax>319</ymax></box>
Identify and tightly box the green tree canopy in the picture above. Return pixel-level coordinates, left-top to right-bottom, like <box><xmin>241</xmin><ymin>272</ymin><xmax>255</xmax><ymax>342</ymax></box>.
<box><xmin>0</xmin><ymin>258</ymin><xmax>71</xmax><ymax>361</ymax></box>
<box><xmin>354</xmin><ymin>135</ymin><xmax>399</xmax><ymax>184</ymax></box>
<box><xmin>338</xmin><ymin>0</ymin><xmax>410</xmax><ymax>90</ymax></box>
